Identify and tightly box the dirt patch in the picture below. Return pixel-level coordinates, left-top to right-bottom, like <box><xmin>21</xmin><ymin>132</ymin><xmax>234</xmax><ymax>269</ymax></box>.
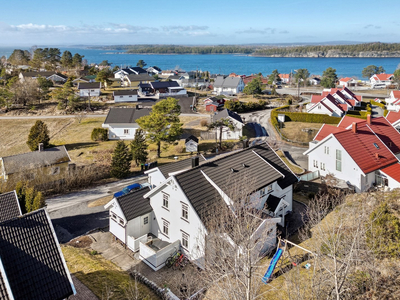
<box><xmin>67</xmin><ymin>236</ymin><xmax>93</xmax><ymax>248</ymax></box>
<box><xmin>88</xmin><ymin>195</ymin><xmax>114</xmax><ymax>208</ymax></box>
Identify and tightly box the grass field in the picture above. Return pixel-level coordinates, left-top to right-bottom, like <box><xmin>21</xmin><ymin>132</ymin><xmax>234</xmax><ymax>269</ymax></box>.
<box><xmin>279</xmin><ymin>121</ymin><xmax>323</xmax><ymax>143</ymax></box>
<box><xmin>0</xmin><ymin>116</ymin><xmax>218</xmax><ymax>168</ymax></box>
<box><xmin>62</xmin><ymin>245</ymin><xmax>159</xmax><ymax>300</ymax></box>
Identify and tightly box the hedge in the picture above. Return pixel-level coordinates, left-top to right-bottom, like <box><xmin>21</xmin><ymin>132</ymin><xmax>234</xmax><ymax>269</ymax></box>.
<box><xmin>91</xmin><ymin>128</ymin><xmax>108</xmax><ymax>141</ymax></box>
<box><xmin>371</xmin><ymin>100</ymin><xmax>386</xmax><ymax>110</ymax></box>
<box><xmin>345</xmin><ymin>110</ymin><xmax>370</xmax><ymax>119</ymax></box>
<box><xmin>270</xmin><ymin>105</ymin><xmax>341</xmax><ymax>128</ymax></box>
<box><xmin>224</xmin><ymin>99</ymin><xmax>267</xmax><ymax>113</ymax></box>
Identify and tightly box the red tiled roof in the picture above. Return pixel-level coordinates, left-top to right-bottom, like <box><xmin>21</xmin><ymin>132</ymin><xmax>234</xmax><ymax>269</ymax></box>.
<box><xmin>367</xmin><ymin>117</ymin><xmax>400</xmax><ymax>154</ymax></box>
<box><xmin>337</xmin><ymin>115</ymin><xmax>365</xmax><ymax>129</ymax></box>
<box><xmin>373</xmin><ymin>73</ymin><xmax>393</xmax><ymax>81</ymax></box>
<box><xmin>381</xmin><ymin>163</ymin><xmax>400</xmax><ymax>183</ymax></box>
<box><xmin>339</xmin><ymin>77</ymin><xmax>353</xmax><ymax>82</ymax></box>
<box><xmin>325</xmin><ymin>94</ymin><xmax>344</xmax><ymax>112</ymax></box>
<box><xmin>338</xmin><ymin>104</ymin><xmax>348</xmax><ymax>111</ymax></box>
<box><xmin>314</xmin><ymin>124</ymin><xmax>345</xmax><ymax>141</ymax></box>
<box><xmin>387</xmin><ymin>111</ymin><xmax>400</xmax><ymax>125</ymax></box>
<box><xmin>334</xmin><ymin>124</ymin><xmax>398</xmax><ymax>174</ymax></box>
<box><xmin>392</xmin><ymin>91</ymin><xmax>400</xmax><ymax>98</ymax></box>
<box><xmin>311</xmin><ymin>95</ymin><xmax>324</xmax><ymax>103</ymax></box>
<box><xmin>280</xmin><ymin>74</ymin><xmax>290</xmax><ymax>79</ymax></box>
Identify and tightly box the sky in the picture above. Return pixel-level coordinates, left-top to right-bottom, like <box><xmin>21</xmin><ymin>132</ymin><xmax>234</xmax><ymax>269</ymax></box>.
<box><xmin>1</xmin><ymin>0</ymin><xmax>400</xmax><ymax>46</ymax></box>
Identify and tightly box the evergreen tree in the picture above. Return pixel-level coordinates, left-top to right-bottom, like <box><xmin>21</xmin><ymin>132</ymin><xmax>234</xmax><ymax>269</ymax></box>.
<box><xmin>136</xmin><ymin>97</ymin><xmax>183</xmax><ymax>158</ymax></box>
<box><xmin>26</xmin><ymin>120</ymin><xmax>50</xmax><ymax>151</ymax></box>
<box><xmin>14</xmin><ymin>181</ymin><xmax>45</xmax><ymax>213</ymax></box>
<box><xmin>60</xmin><ymin>50</ymin><xmax>73</xmax><ymax>68</ymax></box>
<box><xmin>243</xmin><ymin>77</ymin><xmax>263</xmax><ymax>95</ymax></box>
<box><xmin>321</xmin><ymin>67</ymin><xmax>338</xmax><ymax>88</ymax></box>
<box><xmin>362</xmin><ymin>65</ymin><xmax>386</xmax><ymax>78</ymax></box>
<box><xmin>130</xmin><ymin>129</ymin><xmax>148</xmax><ymax>166</ymax></box>
<box><xmin>110</xmin><ymin>141</ymin><xmax>133</xmax><ymax>178</ymax></box>
<box><xmin>136</xmin><ymin>59</ymin><xmax>147</xmax><ymax>68</ymax></box>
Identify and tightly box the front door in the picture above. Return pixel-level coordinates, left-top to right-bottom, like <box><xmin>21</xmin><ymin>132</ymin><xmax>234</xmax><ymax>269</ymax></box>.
<box><xmin>140</xmin><ymin>213</ymin><xmax>151</xmax><ymax>236</ymax></box>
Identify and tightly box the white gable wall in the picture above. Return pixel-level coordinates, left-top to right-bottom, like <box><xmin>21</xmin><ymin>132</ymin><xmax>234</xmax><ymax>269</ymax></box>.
<box><xmin>149</xmin><ymin>177</ymin><xmax>207</xmax><ymax>264</ymax></box>
<box><xmin>80</xmin><ymin>88</ymin><xmax>101</xmax><ymax>97</ymax></box>
<box><xmin>306</xmin><ymin>137</ymin><xmax>366</xmax><ymax>192</ymax></box>
<box><xmin>145</xmin><ymin>168</ymin><xmax>167</xmax><ymax>187</ymax></box>
<box><xmin>108</xmin><ymin>199</ymin><xmax>127</xmax><ymax>244</ymax></box>
<box><xmin>102</xmin><ymin>123</ymin><xmax>139</xmax><ymax>140</ymax></box>
<box><xmin>114</xmin><ymin>94</ymin><xmax>138</xmax><ymax>103</ymax></box>
<box><xmin>307</xmin><ymin>103</ymin><xmax>334</xmax><ymax>116</ymax></box>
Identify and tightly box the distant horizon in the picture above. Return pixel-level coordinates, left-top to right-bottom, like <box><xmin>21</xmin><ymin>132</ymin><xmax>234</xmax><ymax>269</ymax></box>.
<box><xmin>1</xmin><ymin>0</ymin><xmax>400</xmax><ymax>46</ymax></box>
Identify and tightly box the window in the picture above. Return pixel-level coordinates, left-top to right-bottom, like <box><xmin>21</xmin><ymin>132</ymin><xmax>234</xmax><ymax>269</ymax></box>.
<box><xmin>111</xmin><ymin>213</ymin><xmax>117</xmax><ymax>221</ymax></box>
<box><xmin>91</xmin><ymin>89</ymin><xmax>95</xmax><ymax>92</ymax></box>
<box><xmin>143</xmin><ymin>216</ymin><xmax>148</xmax><ymax>225</ymax></box>
<box><xmin>162</xmin><ymin>193</ymin><xmax>169</xmax><ymax>209</ymax></box>
<box><xmin>267</xmin><ymin>185</ymin><xmax>273</xmax><ymax>192</ymax></box>
<box><xmin>313</xmin><ymin>160</ymin><xmax>318</xmax><ymax>168</ymax></box>
<box><xmin>336</xmin><ymin>150</ymin><xmax>342</xmax><ymax>172</ymax></box>
<box><xmin>181</xmin><ymin>203</ymin><xmax>189</xmax><ymax>220</ymax></box>
<box><xmin>182</xmin><ymin>231</ymin><xmax>189</xmax><ymax>249</ymax></box>
<box><xmin>260</xmin><ymin>188</ymin><xmax>266</xmax><ymax>196</ymax></box>
<box><xmin>120</xmin><ymin>96</ymin><xmax>123</xmax><ymax>98</ymax></box>
<box><xmin>162</xmin><ymin>220</ymin><xmax>169</xmax><ymax>237</ymax></box>
<box><xmin>129</xmin><ymin>95</ymin><xmax>132</xmax><ymax>97</ymax></box>
<box><xmin>324</xmin><ymin>146</ymin><xmax>329</xmax><ymax>155</ymax></box>
<box><xmin>124</xmin><ymin>129</ymin><xmax>129</xmax><ymax>135</ymax></box>
<box><xmin>50</xmin><ymin>166</ymin><xmax>60</xmax><ymax>175</ymax></box>
<box><xmin>119</xmin><ymin>217</ymin><xmax>125</xmax><ymax>226</ymax></box>
<box><xmin>320</xmin><ymin>162</ymin><xmax>325</xmax><ymax>171</ymax></box>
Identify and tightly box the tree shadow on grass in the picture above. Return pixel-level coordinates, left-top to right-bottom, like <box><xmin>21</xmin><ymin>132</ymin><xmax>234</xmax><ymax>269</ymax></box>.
<box><xmin>65</xmin><ymin>142</ymin><xmax>99</xmax><ymax>151</ymax></box>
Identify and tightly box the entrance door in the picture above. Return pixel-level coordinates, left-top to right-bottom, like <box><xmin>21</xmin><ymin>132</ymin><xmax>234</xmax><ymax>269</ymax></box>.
<box><xmin>140</xmin><ymin>213</ymin><xmax>151</xmax><ymax>236</ymax></box>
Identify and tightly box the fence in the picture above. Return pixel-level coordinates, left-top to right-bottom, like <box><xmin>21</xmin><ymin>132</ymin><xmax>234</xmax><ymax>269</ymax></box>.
<box><xmin>200</xmin><ymin>131</ymin><xmax>217</xmax><ymax>140</ymax></box>
<box><xmin>299</xmin><ymin>170</ymin><xmax>320</xmax><ymax>181</ymax></box>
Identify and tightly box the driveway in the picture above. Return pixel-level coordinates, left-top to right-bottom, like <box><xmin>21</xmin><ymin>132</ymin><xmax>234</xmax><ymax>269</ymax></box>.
<box><xmin>240</xmin><ymin>109</ymin><xmax>308</xmax><ymax>170</ymax></box>
<box><xmin>48</xmin><ymin>174</ymin><xmax>148</xmax><ymax>243</ymax></box>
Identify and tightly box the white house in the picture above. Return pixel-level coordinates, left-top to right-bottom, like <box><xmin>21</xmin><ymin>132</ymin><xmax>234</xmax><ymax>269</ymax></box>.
<box><xmin>385</xmin><ymin>110</ymin><xmax>400</xmax><ymax>130</ymax></box>
<box><xmin>102</xmin><ymin>107</ymin><xmax>151</xmax><ymax>140</ymax></box>
<box><xmin>105</xmin><ymin>187</ymin><xmax>154</xmax><ymax>252</ymax></box>
<box><xmin>304</xmin><ymin>115</ymin><xmax>400</xmax><ymax>192</ymax></box>
<box><xmin>77</xmin><ymin>82</ymin><xmax>101</xmax><ymax>97</ymax></box>
<box><xmin>106</xmin><ymin>144</ymin><xmax>298</xmax><ymax>271</ymax></box>
<box><xmin>213</xmin><ymin>76</ymin><xmax>245</xmax><ymax>96</ymax></box>
<box><xmin>306</xmin><ymin>87</ymin><xmax>362</xmax><ymax>117</ymax></box>
<box><xmin>147</xmin><ymin>66</ymin><xmax>162</xmax><ymax>75</ymax></box>
<box><xmin>19</xmin><ymin>71</ymin><xmax>67</xmax><ymax>83</ymax></box>
<box><xmin>114</xmin><ymin>67</ymin><xmax>147</xmax><ymax>79</ymax></box>
<box><xmin>385</xmin><ymin>90</ymin><xmax>400</xmax><ymax>111</ymax></box>
<box><xmin>185</xmin><ymin>135</ymin><xmax>199</xmax><ymax>153</ymax></box>
<box><xmin>113</xmin><ymin>90</ymin><xmax>138</xmax><ymax>103</ymax></box>
<box><xmin>308</xmin><ymin>77</ymin><xmax>321</xmax><ymax>85</ymax></box>
<box><xmin>211</xmin><ymin>108</ymin><xmax>244</xmax><ymax>140</ymax></box>
<box><xmin>339</xmin><ymin>77</ymin><xmax>355</xmax><ymax>87</ymax></box>
<box><xmin>370</xmin><ymin>73</ymin><xmax>393</xmax><ymax>86</ymax></box>
<box><xmin>138</xmin><ymin>81</ymin><xmax>187</xmax><ymax>98</ymax></box>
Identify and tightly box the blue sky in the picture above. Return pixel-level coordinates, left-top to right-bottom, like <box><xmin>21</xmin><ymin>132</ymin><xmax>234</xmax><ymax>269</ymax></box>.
<box><xmin>1</xmin><ymin>0</ymin><xmax>399</xmax><ymax>46</ymax></box>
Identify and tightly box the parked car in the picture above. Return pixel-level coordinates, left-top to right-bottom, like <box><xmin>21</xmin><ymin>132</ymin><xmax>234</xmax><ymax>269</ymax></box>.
<box><xmin>114</xmin><ymin>183</ymin><xmax>141</xmax><ymax>198</ymax></box>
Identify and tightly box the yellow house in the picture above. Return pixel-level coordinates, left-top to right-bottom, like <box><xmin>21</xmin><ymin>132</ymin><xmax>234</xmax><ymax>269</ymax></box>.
<box><xmin>0</xmin><ymin>145</ymin><xmax>71</xmax><ymax>183</ymax></box>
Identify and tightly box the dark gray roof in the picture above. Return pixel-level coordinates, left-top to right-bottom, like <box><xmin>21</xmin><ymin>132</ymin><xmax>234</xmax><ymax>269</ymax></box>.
<box><xmin>129</xmin><ymin>67</ymin><xmax>147</xmax><ymax>74</ymax></box>
<box><xmin>174</xmin><ymin>143</ymin><xmax>298</xmax><ymax>223</ymax></box>
<box><xmin>214</xmin><ymin>76</ymin><xmax>242</xmax><ymax>88</ymax></box>
<box><xmin>104</xmin><ymin>107</ymin><xmax>151</xmax><ymax>124</ymax></box>
<box><xmin>266</xmin><ymin>194</ymin><xmax>281</xmax><ymax>212</ymax></box>
<box><xmin>0</xmin><ymin>209</ymin><xmax>74</xmax><ymax>300</ymax></box>
<box><xmin>77</xmin><ymin>82</ymin><xmax>101</xmax><ymax>89</ymax></box>
<box><xmin>120</xmin><ymin>68</ymin><xmax>134</xmax><ymax>75</ymax></box>
<box><xmin>214</xmin><ymin>108</ymin><xmax>243</xmax><ymax>124</ymax></box>
<box><xmin>126</xmin><ymin>74</ymin><xmax>154</xmax><ymax>82</ymax></box>
<box><xmin>0</xmin><ymin>191</ymin><xmax>21</xmax><ymax>222</ymax></box>
<box><xmin>151</xmin><ymin>81</ymin><xmax>180</xmax><ymax>89</ymax></box>
<box><xmin>113</xmin><ymin>90</ymin><xmax>138</xmax><ymax>96</ymax></box>
<box><xmin>116</xmin><ymin>187</ymin><xmax>151</xmax><ymax>221</ymax></box>
<box><xmin>158</xmin><ymin>156</ymin><xmax>206</xmax><ymax>178</ymax></box>
<box><xmin>2</xmin><ymin>146</ymin><xmax>71</xmax><ymax>175</ymax></box>
<box><xmin>168</xmin><ymin>75</ymin><xmax>181</xmax><ymax>80</ymax></box>
<box><xmin>185</xmin><ymin>135</ymin><xmax>199</xmax><ymax>144</ymax></box>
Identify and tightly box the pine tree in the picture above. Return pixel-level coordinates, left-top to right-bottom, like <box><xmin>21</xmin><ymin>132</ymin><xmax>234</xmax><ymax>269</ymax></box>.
<box><xmin>110</xmin><ymin>141</ymin><xmax>133</xmax><ymax>178</ymax></box>
<box><xmin>26</xmin><ymin>120</ymin><xmax>50</xmax><ymax>151</ymax></box>
<box><xmin>130</xmin><ymin>129</ymin><xmax>148</xmax><ymax>166</ymax></box>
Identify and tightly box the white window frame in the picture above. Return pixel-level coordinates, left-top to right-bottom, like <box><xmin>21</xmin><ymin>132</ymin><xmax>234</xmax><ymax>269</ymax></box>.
<box><xmin>181</xmin><ymin>231</ymin><xmax>189</xmax><ymax>249</ymax></box>
<box><xmin>336</xmin><ymin>149</ymin><xmax>342</xmax><ymax>172</ymax></box>
<box><xmin>320</xmin><ymin>162</ymin><xmax>325</xmax><ymax>171</ymax></box>
<box><xmin>124</xmin><ymin>129</ymin><xmax>129</xmax><ymax>135</ymax></box>
<box><xmin>267</xmin><ymin>184</ymin><xmax>273</xmax><ymax>192</ymax></box>
<box><xmin>162</xmin><ymin>193</ymin><xmax>169</xmax><ymax>210</ymax></box>
<box><xmin>181</xmin><ymin>203</ymin><xmax>189</xmax><ymax>221</ymax></box>
<box><xmin>162</xmin><ymin>219</ymin><xmax>169</xmax><ymax>237</ymax></box>
<box><xmin>324</xmin><ymin>146</ymin><xmax>329</xmax><ymax>155</ymax></box>
<box><xmin>143</xmin><ymin>216</ymin><xmax>148</xmax><ymax>225</ymax></box>
<box><xmin>111</xmin><ymin>212</ymin><xmax>117</xmax><ymax>221</ymax></box>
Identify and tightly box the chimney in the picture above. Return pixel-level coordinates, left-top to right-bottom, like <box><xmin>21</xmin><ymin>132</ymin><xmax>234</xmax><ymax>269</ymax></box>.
<box><xmin>352</xmin><ymin>122</ymin><xmax>357</xmax><ymax>134</ymax></box>
<box><xmin>38</xmin><ymin>143</ymin><xmax>44</xmax><ymax>152</ymax></box>
<box><xmin>192</xmin><ymin>156</ymin><xmax>199</xmax><ymax>168</ymax></box>
<box><xmin>367</xmin><ymin>114</ymin><xmax>372</xmax><ymax>125</ymax></box>
<box><xmin>375</xmin><ymin>153</ymin><xmax>379</xmax><ymax>159</ymax></box>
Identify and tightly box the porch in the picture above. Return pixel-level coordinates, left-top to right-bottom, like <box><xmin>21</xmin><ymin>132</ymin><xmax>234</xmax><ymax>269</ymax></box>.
<box><xmin>139</xmin><ymin>238</ymin><xmax>180</xmax><ymax>271</ymax></box>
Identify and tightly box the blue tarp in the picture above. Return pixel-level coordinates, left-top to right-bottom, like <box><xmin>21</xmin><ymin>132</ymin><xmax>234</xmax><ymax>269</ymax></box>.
<box><xmin>262</xmin><ymin>248</ymin><xmax>284</xmax><ymax>284</ymax></box>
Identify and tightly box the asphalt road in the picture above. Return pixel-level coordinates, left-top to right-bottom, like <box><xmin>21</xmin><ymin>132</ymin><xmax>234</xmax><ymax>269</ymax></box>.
<box><xmin>48</xmin><ymin>174</ymin><xmax>148</xmax><ymax>243</ymax></box>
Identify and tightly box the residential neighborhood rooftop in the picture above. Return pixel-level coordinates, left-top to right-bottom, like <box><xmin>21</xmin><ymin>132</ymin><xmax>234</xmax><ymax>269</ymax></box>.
<box><xmin>0</xmin><ymin>209</ymin><xmax>75</xmax><ymax>300</ymax></box>
<box><xmin>104</xmin><ymin>107</ymin><xmax>151</xmax><ymax>124</ymax></box>
<box><xmin>0</xmin><ymin>191</ymin><xmax>21</xmax><ymax>222</ymax></box>
<box><xmin>77</xmin><ymin>82</ymin><xmax>101</xmax><ymax>89</ymax></box>
<box><xmin>213</xmin><ymin>108</ymin><xmax>243</xmax><ymax>124</ymax></box>
<box><xmin>115</xmin><ymin>187</ymin><xmax>151</xmax><ymax>221</ymax></box>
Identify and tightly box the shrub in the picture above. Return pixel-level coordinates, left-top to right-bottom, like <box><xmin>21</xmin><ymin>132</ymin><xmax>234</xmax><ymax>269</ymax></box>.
<box><xmin>91</xmin><ymin>128</ymin><xmax>108</xmax><ymax>141</ymax></box>
<box><xmin>384</xmin><ymin>109</ymin><xmax>389</xmax><ymax>117</ymax></box>
<box><xmin>90</xmin><ymin>250</ymin><xmax>98</xmax><ymax>256</ymax></box>
<box><xmin>175</xmin><ymin>145</ymin><xmax>185</xmax><ymax>153</ymax></box>
<box><xmin>224</xmin><ymin>99</ymin><xmax>267</xmax><ymax>113</ymax></box>
<box><xmin>371</xmin><ymin>100</ymin><xmax>386</xmax><ymax>109</ymax></box>
<box><xmin>200</xmin><ymin>119</ymin><xmax>209</xmax><ymax>127</ymax></box>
